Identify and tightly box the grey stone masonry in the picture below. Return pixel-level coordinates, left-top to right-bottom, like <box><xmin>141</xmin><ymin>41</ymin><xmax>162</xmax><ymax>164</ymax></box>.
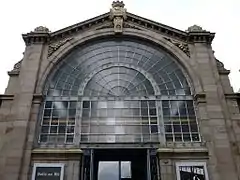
<box><xmin>0</xmin><ymin>2</ymin><xmax>240</xmax><ymax>179</ymax></box>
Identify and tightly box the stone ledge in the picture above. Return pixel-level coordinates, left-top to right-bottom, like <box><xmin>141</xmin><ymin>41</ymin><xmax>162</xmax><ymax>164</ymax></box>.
<box><xmin>218</xmin><ymin>69</ymin><xmax>231</xmax><ymax>75</ymax></box>
<box><xmin>7</xmin><ymin>71</ymin><xmax>20</xmax><ymax>76</ymax></box>
<box><xmin>32</xmin><ymin>148</ymin><xmax>83</xmax><ymax>154</ymax></box>
<box><xmin>31</xmin><ymin>148</ymin><xmax>83</xmax><ymax>160</ymax></box>
<box><xmin>0</xmin><ymin>94</ymin><xmax>14</xmax><ymax>101</ymax></box>
<box><xmin>225</xmin><ymin>93</ymin><xmax>240</xmax><ymax>99</ymax></box>
<box><xmin>157</xmin><ymin>147</ymin><xmax>208</xmax><ymax>153</ymax></box>
<box><xmin>157</xmin><ymin>147</ymin><xmax>209</xmax><ymax>158</ymax></box>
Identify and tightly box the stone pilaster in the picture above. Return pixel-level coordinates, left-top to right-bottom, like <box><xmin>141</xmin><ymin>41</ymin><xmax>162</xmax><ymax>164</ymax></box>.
<box><xmin>0</xmin><ymin>26</ymin><xmax>49</xmax><ymax>180</ymax></box>
<box><xmin>188</xmin><ymin>25</ymin><xmax>239</xmax><ymax>179</ymax></box>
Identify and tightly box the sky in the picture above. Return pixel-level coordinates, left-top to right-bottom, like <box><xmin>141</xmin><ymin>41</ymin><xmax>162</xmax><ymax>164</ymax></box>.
<box><xmin>0</xmin><ymin>0</ymin><xmax>239</xmax><ymax>93</ymax></box>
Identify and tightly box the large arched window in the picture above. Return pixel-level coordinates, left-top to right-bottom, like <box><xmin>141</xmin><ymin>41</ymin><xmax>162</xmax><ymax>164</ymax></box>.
<box><xmin>39</xmin><ymin>38</ymin><xmax>200</xmax><ymax>145</ymax></box>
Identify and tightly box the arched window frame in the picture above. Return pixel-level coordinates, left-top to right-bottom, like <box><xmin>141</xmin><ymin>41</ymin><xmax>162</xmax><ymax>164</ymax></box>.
<box><xmin>38</xmin><ymin>38</ymin><xmax>200</xmax><ymax>146</ymax></box>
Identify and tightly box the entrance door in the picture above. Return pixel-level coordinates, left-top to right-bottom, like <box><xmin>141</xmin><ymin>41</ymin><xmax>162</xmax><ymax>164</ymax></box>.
<box><xmin>93</xmin><ymin>149</ymin><xmax>147</xmax><ymax>180</ymax></box>
<box><xmin>98</xmin><ymin>161</ymin><xmax>131</xmax><ymax>180</ymax></box>
<box><xmin>82</xmin><ymin>149</ymin><xmax>159</xmax><ymax>180</ymax></box>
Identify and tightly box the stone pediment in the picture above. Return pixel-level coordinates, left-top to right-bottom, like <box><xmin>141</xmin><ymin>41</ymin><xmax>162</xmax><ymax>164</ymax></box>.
<box><xmin>22</xmin><ymin>1</ymin><xmax>215</xmax><ymax>58</ymax></box>
<box><xmin>40</xmin><ymin>11</ymin><xmax>214</xmax><ymax>43</ymax></box>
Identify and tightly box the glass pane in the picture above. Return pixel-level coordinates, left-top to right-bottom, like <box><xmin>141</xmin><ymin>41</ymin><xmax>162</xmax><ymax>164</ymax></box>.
<box><xmin>43</xmin><ymin>109</ymin><xmax>51</xmax><ymax>117</ymax></box>
<box><xmin>81</xmin><ymin>100</ymin><xmax>158</xmax><ymax>143</ymax></box>
<box><xmin>39</xmin><ymin>134</ymin><xmax>48</xmax><ymax>142</ymax></box>
<box><xmin>45</xmin><ymin>101</ymin><xmax>52</xmax><ymax>108</ymax></box>
<box><xmin>83</xmin><ymin>101</ymin><xmax>90</xmax><ymax>108</ymax></box>
<box><xmin>98</xmin><ymin>162</ymin><xmax>119</xmax><ymax>180</ymax></box>
<box><xmin>121</xmin><ymin>161</ymin><xmax>131</xmax><ymax>178</ymax></box>
<box><xmin>70</xmin><ymin>101</ymin><xmax>77</xmax><ymax>108</ymax></box>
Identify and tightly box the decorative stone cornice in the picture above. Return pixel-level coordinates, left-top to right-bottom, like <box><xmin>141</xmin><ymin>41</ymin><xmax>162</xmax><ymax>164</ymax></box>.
<box><xmin>22</xmin><ymin>26</ymin><xmax>50</xmax><ymax>45</ymax></box>
<box><xmin>109</xmin><ymin>1</ymin><xmax>127</xmax><ymax>33</ymax></box>
<box><xmin>188</xmin><ymin>32</ymin><xmax>214</xmax><ymax>44</ymax></box>
<box><xmin>51</xmin><ymin>13</ymin><xmax>110</xmax><ymax>39</ymax></box>
<box><xmin>21</xmin><ymin>3</ymin><xmax>215</xmax><ymax>45</ymax></box>
<box><xmin>95</xmin><ymin>22</ymin><xmax>114</xmax><ymax>30</ymax></box>
<box><xmin>164</xmin><ymin>37</ymin><xmax>190</xmax><ymax>57</ymax></box>
<box><xmin>186</xmin><ymin>25</ymin><xmax>214</xmax><ymax>43</ymax></box>
<box><xmin>123</xmin><ymin>22</ymin><xmax>141</xmax><ymax>30</ymax></box>
<box><xmin>48</xmin><ymin>37</ymin><xmax>73</xmax><ymax>57</ymax></box>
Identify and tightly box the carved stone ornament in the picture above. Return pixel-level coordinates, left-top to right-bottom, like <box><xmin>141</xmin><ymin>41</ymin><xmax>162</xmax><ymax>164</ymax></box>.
<box><xmin>33</xmin><ymin>26</ymin><xmax>50</xmax><ymax>33</ymax></box>
<box><xmin>109</xmin><ymin>1</ymin><xmax>127</xmax><ymax>33</ymax></box>
<box><xmin>123</xmin><ymin>23</ymin><xmax>141</xmax><ymax>30</ymax></box>
<box><xmin>186</xmin><ymin>25</ymin><xmax>206</xmax><ymax>32</ymax></box>
<box><xmin>12</xmin><ymin>60</ymin><xmax>22</xmax><ymax>71</ymax></box>
<box><xmin>96</xmin><ymin>23</ymin><xmax>114</xmax><ymax>30</ymax></box>
<box><xmin>8</xmin><ymin>59</ymin><xmax>23</xmax><ymax>75</ymax></box>
<box><xmin>48</xmin><ymin>37</ymin><xmax>73</xmax><ymax>57</ymax></box>
<box><xmin>164</xmin><ymin>38</ymin><xmax>190</xmax><ymax>57</ymax></box>
<box><xmin>216</xmin><ymin>58</ymin><xmax>229</xmax><ymax>72</ymax></box>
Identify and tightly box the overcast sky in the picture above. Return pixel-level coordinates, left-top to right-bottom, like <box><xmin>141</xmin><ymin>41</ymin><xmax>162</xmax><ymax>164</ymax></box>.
<box><xmin>0</xmin><ymin>0</ymin><xmax>239</xmax><ymax>93</ymax></box>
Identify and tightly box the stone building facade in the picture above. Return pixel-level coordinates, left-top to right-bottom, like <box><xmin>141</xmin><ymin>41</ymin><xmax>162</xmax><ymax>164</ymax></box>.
<box><xmin>0</xmin><ymin>1</ymin><xmax>240</xmax><ymax>180</ymax></box>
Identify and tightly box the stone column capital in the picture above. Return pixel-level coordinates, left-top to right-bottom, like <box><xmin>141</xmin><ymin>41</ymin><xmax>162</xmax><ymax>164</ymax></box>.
<box><xmin>22</xmin><ymin>26</ymin><xmax>50</xmax><ymax>46</ymax></box>
<box><xmin>186</xmin><ymin>25</ymin><xmax>215</xmax><ymax>44</ymax></box>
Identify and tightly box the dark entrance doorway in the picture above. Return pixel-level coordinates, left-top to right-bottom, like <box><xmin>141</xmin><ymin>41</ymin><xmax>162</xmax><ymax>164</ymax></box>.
<box><xmin>94</xmin><ymin>149</ymin><xmax>147</xmax><ymax>180</ymax></box>
<box><xmin>82</xmin><ymin>149</ymin><xmax>159</xmax><ymax>180</ymax></box>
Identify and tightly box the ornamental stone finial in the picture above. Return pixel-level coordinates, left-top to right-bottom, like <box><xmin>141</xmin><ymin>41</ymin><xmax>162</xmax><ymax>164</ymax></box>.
<box><xmin>112</xmin><ymin>0</ymin><xmax>125</xmax><ymax>8</ymax></box>
<box><xmin>33</xmin><ymin>26</ymin><xmax>50</xmax><ymax>33</ymax></box>
<box><xmin>186</xmin><ymin>25</ymin><xmax>206</xmax><ymax>32</ymax></box>
<box><xmin>110</xmin><ymin>1</ymin><xmax>127</xmax><ymax>33</ymax></box>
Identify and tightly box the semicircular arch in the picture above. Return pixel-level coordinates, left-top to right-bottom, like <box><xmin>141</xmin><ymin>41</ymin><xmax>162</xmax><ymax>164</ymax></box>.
<box><xmin>37</xmin><ymin>29</ymin><xmax>203</xmax><ymax>95</ymax></box>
